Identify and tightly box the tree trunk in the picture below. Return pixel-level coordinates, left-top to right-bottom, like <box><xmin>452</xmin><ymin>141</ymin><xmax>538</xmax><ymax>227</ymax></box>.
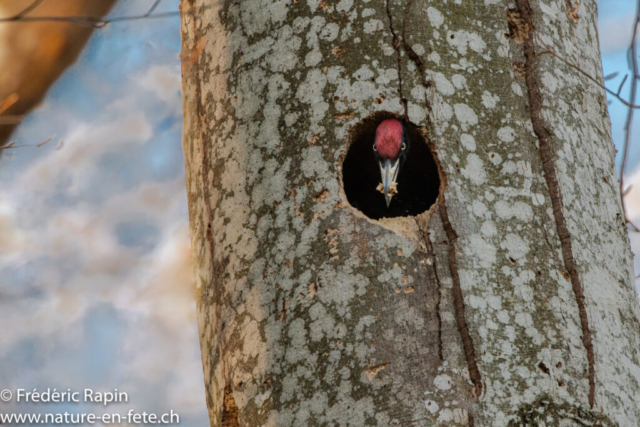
<box><xmin>180</xmin><ymin>0</ymin><xmax>640</xmax><ymax>425</ymax></box>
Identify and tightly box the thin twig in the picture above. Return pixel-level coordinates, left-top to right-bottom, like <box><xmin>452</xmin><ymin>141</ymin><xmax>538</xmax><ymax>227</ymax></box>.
<box><xmin>0</xmin><ymin>1</ymin><xmax>180</xmax><ymax>29</ymax></box>
<box><xmin>0</xmin><ymin>135</ymin><xmax>57</xmax><ymax>150</ymax></box>
<box><xmin>144</xmin><ymin>0</ymin><xmax>163</xmax><ymax>17</ymax></box>
<box><xmin>0</xmin><ymin>11</ymin><xmax>181</xmax><ymax>28</ymax></box>
<box><xmin>617</xmin><ymin>74</ymin><xmax>629</xmax><ymax>96</ymax></box>
<box><xmin>0</xmin><ymin>142</ymin><xmax>53</xmax><ymax>150</ymax></box>
<box><xmin>605</xmin><ymin>71</ymin><xmax>619</xmax><ymax>81</ymax></box>
<box><xmin>0</xmin><ymin>144</ymin><xmax>34</xmax><ymax>150</ymax></box>
<box><xmin>11</xmin><ymin>0</ymin><xmax>45</xmax><ymax>20</ymax></box>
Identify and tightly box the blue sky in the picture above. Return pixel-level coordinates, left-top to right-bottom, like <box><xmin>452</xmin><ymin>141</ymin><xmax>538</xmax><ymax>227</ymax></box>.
<box><xmin>599</xmin><ymin>0</ymin><xmax>638</xmax><ymax>171</ymax></box>
<box><xmin>0</xmin><ymin>1</ymin><xmax>637</xmax><ymax>425</ymax></box>
<box><xmin>0</xmin><ymin>0</ymin><xmax>208</xmax><ymax>424</ymax></box>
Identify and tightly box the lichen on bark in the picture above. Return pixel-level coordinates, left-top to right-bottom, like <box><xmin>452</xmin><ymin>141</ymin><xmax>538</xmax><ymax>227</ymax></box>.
<box><xmin>181</xmin><ymin>0</ymin><xmax>640</xmax><ymax>425</ymax></box>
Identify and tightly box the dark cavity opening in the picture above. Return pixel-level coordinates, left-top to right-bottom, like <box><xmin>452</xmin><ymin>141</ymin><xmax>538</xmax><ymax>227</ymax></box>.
<box><xmin>342</xmin><ymin>112</ymin><xmax>441</xmax><ymax>220</ymax></box>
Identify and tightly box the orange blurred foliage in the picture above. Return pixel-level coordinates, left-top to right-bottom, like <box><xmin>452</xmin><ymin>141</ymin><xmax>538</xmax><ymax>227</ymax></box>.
<box><xmin>0</xmin><ymin>0</ymin><xmax>117</xmax><ymax>146</ymax></box>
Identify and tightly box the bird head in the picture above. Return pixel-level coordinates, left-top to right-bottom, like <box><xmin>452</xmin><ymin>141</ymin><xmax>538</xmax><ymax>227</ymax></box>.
<box><xmin>373</xmin><ymin>119</ymin><xmax>409</xmax><ymax>207</ymax></box>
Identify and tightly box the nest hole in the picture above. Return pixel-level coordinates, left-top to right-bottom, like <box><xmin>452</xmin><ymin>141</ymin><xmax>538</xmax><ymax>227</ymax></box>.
<box><xmin>341</xmin><ymin>112</ymin><xmax>441</xmax><ymax>220</ymax></box>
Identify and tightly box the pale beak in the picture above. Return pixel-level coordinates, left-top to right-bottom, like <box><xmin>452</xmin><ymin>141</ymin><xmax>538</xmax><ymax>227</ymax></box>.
<box><xmin>379</xmin><ymin>158</ymin><xmax>400</xmax><ymax>207</ymax></box>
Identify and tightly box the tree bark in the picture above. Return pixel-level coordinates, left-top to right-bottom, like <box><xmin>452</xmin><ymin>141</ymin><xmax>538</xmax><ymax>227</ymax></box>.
<box><xmin>181</xmin><ymin>0</ymin><xmax>640</xmax><ymax>425</ymax></box>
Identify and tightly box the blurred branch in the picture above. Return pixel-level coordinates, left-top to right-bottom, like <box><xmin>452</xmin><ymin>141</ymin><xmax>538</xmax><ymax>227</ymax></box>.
<box><xmin>0</xmin><ymin>93</ymin><xmax>19</xmax><ymax>115</ymax></box>
<box><xmin>0</xmin><ymin>0</ymin><xmax>181</xmax><ymax>149</ymax></box>
<box><xmin>0</xmin><ymin>116</ymin><xmax>24</xmax><ymax>125</ymax></box>
<box><xmin>0</xmin><ymin>135</ymin><xmax>59</xmax><ymax>150</ymax></box>
<box><xmin>0</xmin><ymin>11</ymin><xmax>181</xmax><ymax>28</ymax></box>
<box><xmin>0</xmin><ymin>0</ymin><xmax>180</xmax><ymax>29</ymax></box>
<box><xmin>145</xmin><ymin>0</ymin><xmax>163</xmax><ymax>17</ymax></box>
<box><xmin>11</xmin><ymin>0</ymin><xmax>45</xmax><ymax>20</ymax></box>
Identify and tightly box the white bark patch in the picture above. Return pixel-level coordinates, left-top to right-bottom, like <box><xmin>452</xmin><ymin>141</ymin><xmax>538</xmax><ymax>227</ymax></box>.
<box><xmin>297</xmin><ymin>69</ymin><xmax>329</xmax><ymax>135</ymax></box>
<box><xmin>497</xmin><ymin>126</ymin><xmax>516</xmax><ymax>143</ymax></box>
<box><xmin>437</xmin><ymin>409</ymin><xmax>455</xmax><ymax>423</ymax></box>
<box><xmin>361</xmin><ymin>8</ymin><xmax>375</xmax><ymax>18</ymax></box>
<box><xmin>428</xmin><ymin>51</ymin><xmax>441</xmax><ymax>65</ymax></box>
<box><xmin>306</xmin><ymin>0</ymin><xmax>320</xmax><ymax>12</ymax></box>
<box><xmin>500</xmin><ymin>233</ymin><xmax>530</xmax><ymax>260</ymax></box>
<box><xmin>542</xmin><ymin>71</ymin><xmax>559</xmax><ymax>93</ymax></box>
<box><xmin>363</xmin><ymin>19</ymin><xmax>384</xmax><ymax>34</ymax></box>
<box><xmin>426</xmin><ymin>7</ymin><xmax>444</xmax><ymax>28</ymax></box>
<box><xmin>460</xmin><ymin>134</ymin><xmax>476</xmax><ymax>151</ymax></box>
<box><xmin>304</xmin><ymin>16</ymin><xmax>327</xmax><ymax>67</ymax></box>
<box><xmin>451</xmin><ymin>74</ymin><xmax>467</xmax><ymax>90</ymax></box>
<box><xmin>511</xmin><ymin>81</ymin><xmax>523</xmax><ymax>96</ymax></box>
<box><xmin>462</xmin><ymin>153</ymin><xmax>487</xmax><ymax>185</ymax></box>
<box><xmin>434</xmin><ymin>374</ymin><xmax>453</xmax><ymax>391</ymax></box>
<box><xmin>469</xmin><ymin>294</ymin><xmax>487</xmax><ymax>310</ymax></box>
<box><xmin>434</xmin><ymin>72</ymin><xmax>455</xmax><ymax>96</ymax></box>
<box><xmin>424</xmin><ymin>400</ymin><xmax>439</xmax><ymax>413</ymax></box>
<box><xmin>481</xmin><ymin>90</ymin><xmax>499</xmax><ymax>109</ymax></box>
<box><xmin>481</xmin><ymin>220</ymin><xmax>497</xmax><ymax>237</ymax></box>
<box><xmin>494</xmin><ymin>200</ymin><xmax>534</xmax><ymax>222</ymax></box>
<box><xmin>300</xmin><ymin>147</ymin><xmax>329</xmax><ymax>179</ymax></box>
<box><xmin>412</xmin><ymin>44</ymin><xmax>426</xmax><ymax>55</ymax></box>
<box><xmin>447</xmin><ymin>30</ymin><xmax>487</xmax><ymax>55</ymax></box>
<box><xmin>454</xmin><ymin>103</ymin><xmax>479</xmax><ymax>128</ymax></box>
<box><xmin>320</xmin><ymin>23</ymin><xmax>340</xmax><ymax>42</ymax></box>
<box><xmin>488</xmin><ymin>152</ymin><xmax>502</xmax><ymax>166</ymax></box>
<box><xmin>336</xmin><ymin>0</ymin><xmax>353</xmax><ymax>12</ymax></box>
<box><xmin>466</xmin><ymin>234</ymin><xmax>497</xmax><ymax>268</ymax></box>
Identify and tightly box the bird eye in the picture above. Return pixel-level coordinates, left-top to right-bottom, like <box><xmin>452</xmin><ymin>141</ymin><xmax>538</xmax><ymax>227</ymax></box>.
<box><xmin>401</xmin><ymin>142</ymin><xmax>406</xmax><ymax>150</ymax></box>
<box><xmin>373</xmin><ymin>144</ymin><xmax>377</xmax><ymax>151</ymax></box>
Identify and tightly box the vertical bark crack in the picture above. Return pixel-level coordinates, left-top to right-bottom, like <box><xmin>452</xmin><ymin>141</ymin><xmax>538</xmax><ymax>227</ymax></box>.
<box><xmin>439</xmin><ymin>202</ymin><xmax>482</xmax><ymax>397</ymax></box>
<box><xmin>400</xmin><ymin>0</ymin><xmax>434</xmax><ymax>126</ymax></box>
<box><xmin>514</xmin><ymin>0</ymin><xmax>595</xmax><ymax>407</ymax></box>
<box><xmin>400</xmin><ymin>0</ymin><xmax>476</xmax><ymax>400</ymax></box>
<box><xmin>385</xmin><ymin>0</ymin><xmax>408</xmax><ymax>118</ymax></box>
<box><xmin>419</xmin><ymin>226</ymin><xmax>444</xmax><ymax>361</ymax></box>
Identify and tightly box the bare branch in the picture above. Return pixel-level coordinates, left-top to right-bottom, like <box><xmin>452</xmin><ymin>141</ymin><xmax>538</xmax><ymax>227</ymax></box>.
<box><xmin>617</xmin><ymin>74</ymin><xmax>629</xmax><ymax>96</ymax></box>
<box><xmin>605</xmin><ymin>71</ymin><xmax>619</xmax><ymax>81</ymax></box>
<box><xmin>37</xmin><ymin>136</ymin><xmax>54</xmax><ymax>147</ymax></box>
<box><xmin>144</xmin><ymin>0</ymin><xmax>163</xmax><ymax>17</ymax></box>
<box><xmin>0</xmin><ymin>11</ymin><xmax>180</xmax><ymax>28</ymax></box>
<box><xmin>0</xmin><ymin>135</ymin><xmax>57</xmax><ymax>150</ymax></box>
<box><xmin>0</xmin><ymin>0</ymin><xmax>183</xmax><ymax>29</ymax></box>
<box><xmin>11</xmin><ymin>0</ymin><xmax>45</xmax><ymax>20</ymax></box>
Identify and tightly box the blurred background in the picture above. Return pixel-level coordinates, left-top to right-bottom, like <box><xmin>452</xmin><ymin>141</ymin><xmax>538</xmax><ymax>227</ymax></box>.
<box><xmin>0</xmin><ymin>0</ymin><xmax>637</xmax><ymax>425</ymax></box>
<box><xmin>0</xmin><ymin>0</ymin><xmax>208</xmax><ymax>424</ymax></box>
